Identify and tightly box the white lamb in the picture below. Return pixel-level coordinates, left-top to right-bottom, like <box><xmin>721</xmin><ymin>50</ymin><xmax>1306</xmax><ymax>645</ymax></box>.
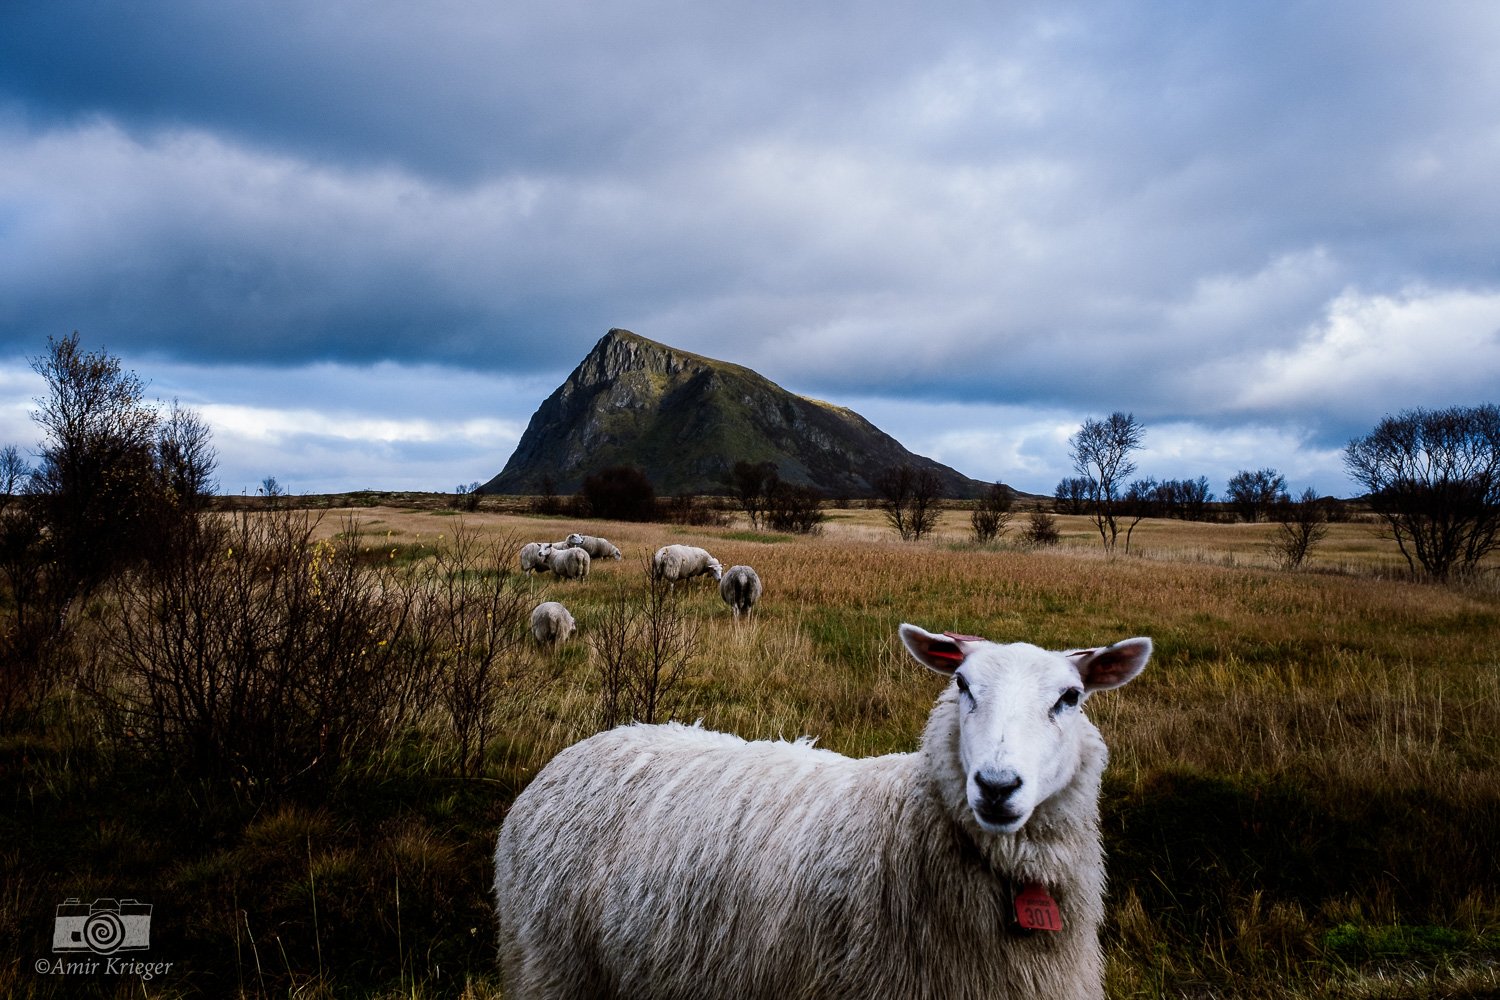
<box><xmin>544</xmin><ymin>544</ymin><xmax>590</xmax><ymax>581</ymax></box>
<box><xmin>529</xmin><ymin>602</ymin><xmax>576</xmax><ymax>644</ymax></box>
<box><xmin>564</xmin><ymin>532</ymin><xmax>623</xmax><ymax>561</ymax></box>
<box><xmin>518</xmin><ymin>542</ymin><xmax>553</xmax><ymax>576</ymax></box>
<box><xmin>718</xmin><ymin>564</ymin><xmax>762</xmax><ymax>620</ymax></box>
<box><xmin>493</xmin><ymin>623</ymin><xmax>1151</xmax><ymax>1000</ymax></box>
<box><xmin>650</xmin><ymin>543</ymin><xmax>722</xmax><ymax>586</ymax></box>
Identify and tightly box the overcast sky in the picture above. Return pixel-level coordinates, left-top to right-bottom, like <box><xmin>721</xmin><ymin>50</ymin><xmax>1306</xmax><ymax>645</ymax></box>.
<box><xmin>2</xmin><ymin>2</ymin><xmax>1497</xmax><ymax>497</ymax></box>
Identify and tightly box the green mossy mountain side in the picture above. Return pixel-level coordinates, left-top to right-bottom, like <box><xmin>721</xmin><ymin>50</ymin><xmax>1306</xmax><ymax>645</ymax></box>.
<box><xmin>484</xmin><ymin>329</ymin><xmax>995</xmax><ymax>499</ymax></box>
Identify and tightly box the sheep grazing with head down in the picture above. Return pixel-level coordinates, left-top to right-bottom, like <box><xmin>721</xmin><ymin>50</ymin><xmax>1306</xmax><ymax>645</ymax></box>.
<box><xmin>544</xmin><ymin>545</ymin><xmax>590</xmax><ymax>581</ymax></box>
<box><xmin>650</xmin><ymin>543</ymin><xmax>722</xmax><ymax>586</ymax></box>
<box><xmin>529</xmin><ymin>601</ymin><xmax>576</xmax><ymax>645</ymax></box>
<box><xmin>564</xmin><ymin>532</ymin><xmax>623</xmax><ymax>561</ymax></box>
<box><xmin>493</xmin><ymin>623</ymin><xmax>1151</xmax><ymax>1000</ymax></box>
<box><xmin>518</xmin><ymin>542</ymin><xmax>553</xmax><ymax>576</ymax></box>
<box><xmin>718</xmin><ymin>564</ymin><xmax>762</xmax><ymax>621</ymax></box>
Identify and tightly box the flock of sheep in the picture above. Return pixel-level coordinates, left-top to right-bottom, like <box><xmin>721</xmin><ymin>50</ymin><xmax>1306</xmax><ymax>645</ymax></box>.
<box><xmin>520</xmin><ymin>532</ymin><xmax>763</xmax><ymax>645</ymax></box>
<box><xmin>494</xmin><ymin>524</ymin><xmax>1154</xmax><ymax>999</ymax></box>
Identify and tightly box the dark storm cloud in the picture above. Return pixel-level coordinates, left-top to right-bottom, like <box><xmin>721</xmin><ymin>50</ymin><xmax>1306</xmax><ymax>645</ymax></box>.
<box><xmin>1</xmin><ymin>1</ymin><xmax>1498</xmax><ymax>493</ymax></box>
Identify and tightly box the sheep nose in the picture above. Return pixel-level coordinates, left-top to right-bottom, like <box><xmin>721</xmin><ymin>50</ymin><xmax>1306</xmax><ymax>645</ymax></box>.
<box><xmin>974</xmin><ymin>769</ymin><xmax>1023</xmax><ymax>805</ymax></box>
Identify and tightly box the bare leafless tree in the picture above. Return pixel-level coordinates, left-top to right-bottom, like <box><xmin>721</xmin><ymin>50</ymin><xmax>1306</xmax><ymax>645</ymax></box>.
<box><xmin>969</xmin><ymin>482</ymin><xmax>1013</xmax><ymax>543</ymax></box>
<box><xmin>875</xmin><ymin>463</ymin><xmax>943</xmax><ymax>541</ymax></box>
<box><xmin>157</xmin><ymin>399</ymin><xmax>217</xmax><ymax>510</ymax></box>
<box><xmin>1226</xmin><ymin>468</ymin><xmax>1288</xmax><ymax>523</ymax></box>
<box><xmin>1054</xmin><ymin>476</ymin><xmax>1090</xmax><ymax>515</ymax></box>
<box><xmin>0</xmin><ymin>445</ymin><xmax>29</xmax><ymax>512</ymax></box>
<box><xmin>1121</xmin><ymin>477</ymin><xmax>1160</xmax><ymax>554</ymax></box>
<box><xmin>1069</xmin><ymin>412</ymin><xmax>1144</xmax><ymax>551</ymax></box>
<box><xmin>1269</xmin><ymin>487</ymin><xmax>1330</xmax><ymax>570</ymax></box>
<box><xmin>26</xmin><ymin>333</ymin><xmax>165</xmax><ymax>597</ymax></box>
<box><xmin>729</xmin><ymin>460</ymin><xmax>779</xmax><ymax>530</ymax></box>
<box><xmin>1344</xmin><ymin>404</ymin><xmax>1500</xmax><ymax>580</ymax></box>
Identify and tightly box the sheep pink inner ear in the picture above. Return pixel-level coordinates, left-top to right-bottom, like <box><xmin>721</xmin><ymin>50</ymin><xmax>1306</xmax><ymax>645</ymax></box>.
<box><xmin>899</xmin><ymin>623</ymin><xmax>968</xmax><ymax>675</ymax></box>
<box><xmin>925</xmin><ymin>642</ymin><xmax>964</xmax><ymax>667</ymax></box>
<box><xmin>1076</xmin><ymin>638</ymin><xmax>1152</xmax><ymax>691</ymax></box>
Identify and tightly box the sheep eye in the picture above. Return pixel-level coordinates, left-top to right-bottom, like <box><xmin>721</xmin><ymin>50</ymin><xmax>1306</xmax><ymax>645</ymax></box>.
<box><xmin>1053</xmin><ymin>689</ymin><xmax>1082</xmax><ymax>714</ymax></box>
<box><xmin>954</xmin><ymin>673</ymin><xmax>972</xmax><ymax>698</ymax></box>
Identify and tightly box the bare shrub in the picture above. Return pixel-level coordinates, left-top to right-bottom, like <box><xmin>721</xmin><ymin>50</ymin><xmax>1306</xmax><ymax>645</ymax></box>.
<box><xmin>1269</xmin><ymin>488</ymin><xmax>1331</xmax><ymax>571</ymax></box>
<box><xmin>578</xmin><ymin>465</ymin><xmax>657</xmax><ymax>521</ymax></box>
<box><xmin>728</xmin><ymin>460</ymin><xmax>778</xmax><ymax>530</ymax></box>
<box><xmin>1021</xmin><ymin>511</ymin><xmax>1061</xmax><ymax>547</ymax></box>
<box><xmin>969</xmin><ymin>482</ymin><xmax>1014</xmax><ymax>543</ymax></box>
<box><xmin>663</xmin><ymin>492</ymin><xmax>732</xmax><ymax>526</ymax></box>
<box><xmin>874</xmin><ymin>463</ymin><xmax>943</xmax><ymax>542</ymax></box>
<box><xmin>588</xmin><ymin>563</ymin><xmax>699</xmax><ymax>730</ymax></box>
<box><xmin>451</xmin><ymin>481</ymin><xmax>483</xmax><ymax>512</ymax></box>
<box><xmin>529</xmin><ymin>474</ymin><xmax>562</xmax><ymax>515</ymax></box>
<box><xmin>104</xmin><ymin>509</ymin><xmax>440</xmax><ymax>802</ymax></box>
<box><xmin>764</xmin><ymin>481</ymin><xmax>825</xmax><ymax>534</ymax></box>
<box><xmin>0</xmin><ymin>505</ymin><xmax>72</xmax><ymax>724</ymax></box>
<box><xmin>413</xmin><ymin>522</ymin><xmax>535</xmax><ymax>776</ymax></box>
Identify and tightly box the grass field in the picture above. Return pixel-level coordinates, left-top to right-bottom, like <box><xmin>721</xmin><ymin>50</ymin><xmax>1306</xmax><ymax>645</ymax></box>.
<box><xmin>7</xmin><ymin>502</ymin><xmax>1500</xmax><ymax>997</ymax></box>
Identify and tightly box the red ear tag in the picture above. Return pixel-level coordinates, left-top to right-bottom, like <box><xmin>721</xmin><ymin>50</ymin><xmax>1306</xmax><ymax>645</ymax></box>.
<box><xmin>1015</xmin><ymin>883</ymin><xmax>1062</xmax><ymax>932</ymax></box>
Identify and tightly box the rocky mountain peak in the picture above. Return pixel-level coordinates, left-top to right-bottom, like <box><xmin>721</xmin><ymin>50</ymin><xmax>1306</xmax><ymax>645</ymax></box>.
<box><xmin>482</xmin><ymin>329</ymin><xmax>991</xmax><ymax>499</ymax></box>
<box><xmin>576</xmin><ymin>329</ymin><xmax>717</xmax><ymax>385</ymax></box>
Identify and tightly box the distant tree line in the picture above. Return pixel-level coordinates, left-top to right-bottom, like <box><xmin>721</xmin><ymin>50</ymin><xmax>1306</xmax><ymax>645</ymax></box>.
<box><xmin>1046</xmin><ymin>404</ymin><xmax>1500</xmax><ymax>578</ymax></box>
<box><xmin>503</xmin><ymin>403</ymin><xmax>1500</xmax><ymax>582</ymax></box>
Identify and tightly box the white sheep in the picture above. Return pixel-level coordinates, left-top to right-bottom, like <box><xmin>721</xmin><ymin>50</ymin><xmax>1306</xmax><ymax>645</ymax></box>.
<box><xmin>518</xmin><ymin>542</ymin><xmax>553</xmax><ymax>576</ymax></box>
<box><xmin>493</xmin><ymin>623</ymin><xmax>1151</xmax><ymax>999</ymax></box>
<box><xmin>544</xmin><ymin>544</ymin><xmax>591</xmax><ymax>581</ymax></box>
<box><xmin>529</xmin><ymin>601</ymin><xmax>576</xmax><ymax>644</ymax></box>
<box><xmin>718</xmin><ymin>564</ymin><xmax>762</xmax><ymax>620</ymax></box>
<box><xmin>650</xmin><ymin>543</ymin><xmax>722</xmax><ymax>586</ymax></box>
<box><xmin>564</xmin><ymin>532</ymin><xmax>623</xmax><ymax>561</ymax></box>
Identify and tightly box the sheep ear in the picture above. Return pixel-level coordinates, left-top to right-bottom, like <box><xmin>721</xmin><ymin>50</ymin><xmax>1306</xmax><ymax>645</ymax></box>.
<box><xmin>1071</xmin><ymin>638</ymin><xmax>1152</xmax><ymax>691</ymax></box>
<box><xmin>899</xmin><ymin>623</ymin><xmax>981</xmax><ymax>676</ymax></box>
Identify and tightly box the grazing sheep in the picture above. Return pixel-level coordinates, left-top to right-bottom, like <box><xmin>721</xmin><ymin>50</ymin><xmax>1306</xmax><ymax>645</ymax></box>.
<box><xmin>650</xmin><ymin>543</ymin><xmax>722</xmax><ymax>586</ymax></box>
<box><xmin>529</xmin><ymin>602</ymin><xmax>576</xmax><ymax>645</ymax></box>
<box><xmin>518</xmin><ymin>542</ymin><xmax>553</xmax><ymax>576</ymax></box>
<box><xmin>564</xmin><ymin>532</ymin><xmax>623</xmax><ymax>561</ymax></box>
<box><xmin>493</xmin><ymin>623</ymin><xmax>1151</xmax><ymax>1000</ymax></box>
<box><xmin>544</xmin><ymin>545</ymin><xmax>591</xmax><ymax>581</ymax></box>
<box><xmin>718</xmin><ymin>564</ymin><xmax>762</xmax><ymax>620</ymax></box>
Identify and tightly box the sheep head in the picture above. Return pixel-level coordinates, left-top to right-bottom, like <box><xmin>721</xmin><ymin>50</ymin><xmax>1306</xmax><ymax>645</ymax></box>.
<box><xmin>900</xmin><ymin>623</ymin><xmax>1150</xmax><ymax>835</ymax></box>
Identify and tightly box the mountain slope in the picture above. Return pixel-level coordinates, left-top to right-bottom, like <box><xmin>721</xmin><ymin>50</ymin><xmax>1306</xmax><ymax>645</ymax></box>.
<box><xmin>484</xmin><ymin>329</ymin><xmax>991</xmax><ymax>499</ymax></box>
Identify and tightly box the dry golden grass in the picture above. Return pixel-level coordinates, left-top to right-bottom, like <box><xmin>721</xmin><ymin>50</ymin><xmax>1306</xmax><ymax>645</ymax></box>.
<box><xmin>301</xmin><ymin>504</ymin><xmax>1500</xmax><ymax>998</ymax></box>
<box><xmin>316</xmin><ymin>503</ymin><xmax>1500</xmax><ymax>772</ymax></box>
